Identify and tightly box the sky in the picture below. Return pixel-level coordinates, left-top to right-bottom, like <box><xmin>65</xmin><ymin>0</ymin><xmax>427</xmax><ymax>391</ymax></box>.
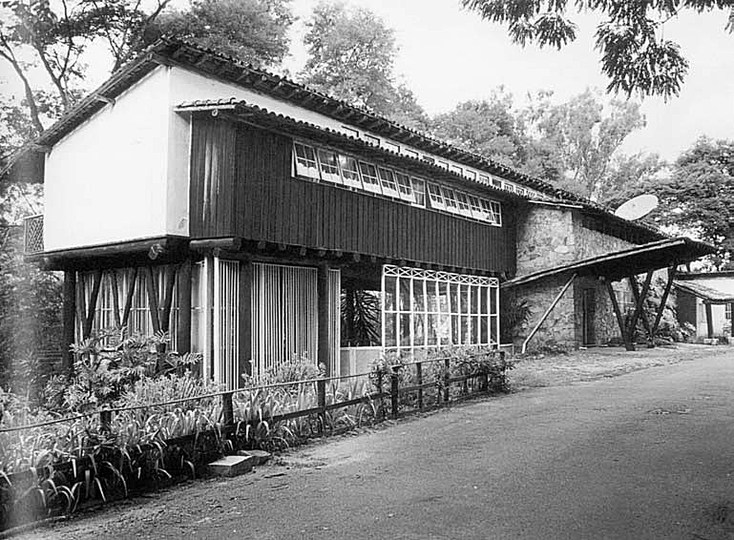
<box><xmin>1</xmin><ymin>0</ymin><xmax>732</xmax><ymax>162</ymax></box>
<box><xmin>284</xmin><ymin>0</ymin><xmax>734</xmax><ymax>162</ymax></box>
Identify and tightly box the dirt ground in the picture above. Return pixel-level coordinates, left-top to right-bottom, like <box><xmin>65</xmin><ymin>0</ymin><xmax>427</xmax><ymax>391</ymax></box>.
<box><xmin>11</xmin><ymin>343</ymin><xmax>734</xmax><ymax>540</ymax></box>
<box><xmin>509</xmin><ymin>342</ymin><xmax>712</xmax><ymax>389</ymax></box>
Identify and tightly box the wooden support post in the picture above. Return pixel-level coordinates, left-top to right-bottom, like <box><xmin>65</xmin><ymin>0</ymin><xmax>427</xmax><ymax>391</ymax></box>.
<box><xmin>521</xmin><ymin>273</ymin><xmax>577</xmax><ymax>354</ymax></box>
<box><xmin>121</xmin><ymin>267</ymin><xmax>138</xmax><ymax>328</ymax></box>
<box><xmin>705</xmin><ymin>302</ymin><xmax>714</xmax><ymax>338</ymax></box>
<box><xmin>317</xmin><ymin>378</ymin><xmax>326</xmax><ymax>433</ymax></box>
<box><xmin>317</xmin><ymin>264</ymin><xmax>330</xmax><ymax>376</ymax></box>
<box><xmin>376</xmin><ymin>370</ymin><xmax>385</xmax><ymax>419</ymax></box>
<box><xmin>443</xmin><ymin>357</ymin><xmax>450</xmax><ymax>403</ymax></box>
<box><xmin>222</xmin><ymin>392</ymin><xmax>234</xmax><ymax>426</ymax></box>
<box><xmin>651</xmin><ymin>266</ymin><xmax>677</xmax><ymax>337</ymax></box>
<box><xmin>606</xmin><ymin>279</ymin><xmax>634</xmax><ymax>351</ymax></box>
<box><xmin>82</xmin><ymin>270</ymin><xmax>102</xmax><ymax>339</ymax></box>
<box><xmin>628</xmin><ymin>274</ymin><xmax>654</xmax><ymax>347</ymax></box>
<box><xmin>177</xmin><ymin>260</ymin><xmax>192</xmax><ymax>356</ymax></box>
<box><xmin>62</xmin><ymin>271</ymin><xmax>76</xmax><ymax>373</ymax></box>
<box><xmin>390</xmin><ymin>368</ymin><xmax>400</xmax><ymax>419</ymax></box>
<box><xmin>160</xmin><ymin>264</ymin><xmax>176</xmax><ymax>334</ymax></box>
<box><xmin>627</xmin><ymin>272</ymin><xmax>653</xmax><ymax>347</ymax></box>
<box><xmin>145</xmin><ymin>266</ymin><xmax>161</xmax><ymax>333</ymax></box>
<box><xmin>100</xmin><ymin>410</ymin><xmax>112</xmax><ymax>433</ymax></box>
<box><xmin>239</xmin><ymin>261</ymin><xmax>253</xmax><ymax>378</ymax></box>
<box><xmin>110</xmin><ymin>271</ymin><xmax>121</xmax><ymax>328</ymax></box>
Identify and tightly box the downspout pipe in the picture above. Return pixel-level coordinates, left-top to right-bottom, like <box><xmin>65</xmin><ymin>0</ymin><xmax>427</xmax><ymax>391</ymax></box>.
<box><xmin>521</xmin><ymin>273</ymin><xmax>578</xmax><ymax>355</ymax></box>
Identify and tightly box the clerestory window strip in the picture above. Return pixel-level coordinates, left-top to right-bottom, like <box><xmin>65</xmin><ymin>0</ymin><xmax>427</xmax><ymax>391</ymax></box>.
<box><xmin>292</xmin><ymin>140</ymin><xmax>504</xmax><ymax>226</ymax></box>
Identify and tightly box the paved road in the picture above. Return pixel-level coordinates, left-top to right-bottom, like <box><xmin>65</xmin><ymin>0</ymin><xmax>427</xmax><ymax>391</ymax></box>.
<box><xmin>24</xmin><ymin>348</ymin><xmax>734</xmax><ymax>539</ymax></box>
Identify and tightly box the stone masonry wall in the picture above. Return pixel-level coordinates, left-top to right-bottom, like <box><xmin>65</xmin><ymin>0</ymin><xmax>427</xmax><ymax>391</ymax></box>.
<box><xmin>512</xmin><ymin>205</ymin><xmax>644</xmax><ymax>350</ymax></box>
<box><xmin>515</xmin><ymin>206</ymin><xmax>576</xmax><ymax>276</ymax></box>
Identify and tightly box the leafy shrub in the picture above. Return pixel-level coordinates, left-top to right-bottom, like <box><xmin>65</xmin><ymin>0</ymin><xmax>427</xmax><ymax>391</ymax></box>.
<box><xmin>500</xmin><ymin>291</ymin><xmax>530</xmax><ymax>344</ymax></box>
<box><xmin>45</xmin><ymin>329</ymin><xmax>199</xmax><ymax>413</ymax></box>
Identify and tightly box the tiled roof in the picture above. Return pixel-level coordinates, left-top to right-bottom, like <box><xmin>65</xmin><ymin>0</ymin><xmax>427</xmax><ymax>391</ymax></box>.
<box><xmin>674</xmin><ymin>276</ymin><xmax>734</xmax><ymax>303</ymax></box>
<box><xmin>1</xmin><ymin>37</ymin><xmax>668</xmax><ymax>240</ymax></box>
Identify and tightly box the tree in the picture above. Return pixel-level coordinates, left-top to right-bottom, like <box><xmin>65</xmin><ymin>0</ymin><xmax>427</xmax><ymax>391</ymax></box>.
<box><xmin>461</xmin><ymin>0</ymin><xmax>734</xmax><ymax>99</ymax></box>
<box><xmin>598</xmin><ymin>152</ymin><xmax>665</xmax><ymax>208</ymax></box>
<box><xmin>299</xmin><ymin>1</ymin><xmax>427</xmax><ymax>126</ymax></box>
<box><xmin>429</xmin><ymin>89</ymin><xmax>530</xmax><ymax>167</ymax></box>
<box><xmin>146</xmin><ymin>0</ymin><xmax>294</xmax><ymax>68</ymax></box>
<box><xmin>653</xmin><ymin>138</ymin><xmax>734</xmax><ymax>267</ymax></box>
<box><xmin>523</xmin><ymin>89</ymin><xmax>646</xmax><ymax>201</ymax></box>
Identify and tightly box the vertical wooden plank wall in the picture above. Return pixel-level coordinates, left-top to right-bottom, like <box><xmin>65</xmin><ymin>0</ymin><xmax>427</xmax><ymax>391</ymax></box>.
<box><xmin>188</xmin><ymin>118</ymin><xmax>516</xmax><ymax>274</ymax></box>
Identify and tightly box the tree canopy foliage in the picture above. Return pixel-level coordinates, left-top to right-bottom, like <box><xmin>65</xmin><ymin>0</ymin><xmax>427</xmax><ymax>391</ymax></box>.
<box><xmin>148</xmin><ymin>0</ymin><xmax>293</xmax><ymax>67</ymax></box>
<box><xmin>523</xmin><ymin>89</ymin><xmax>646</xmax><ymax>201</ymax></box>
<box><xmin>299</xmin><ymin>1</ymin><xmax>426</xmax><ymax>127</ymax></box>
<box><xmin>461</xmin><ymin>0</ymin><xmax>734</xmax><ymax>99</ymax></box>
<box><xmin>430</xmin><ymin>90</ymin><xmax>529</xmax><ymax>167</ymax></box>
<box><xmin>653</xmin><ymin>138</ymin><xmax>734</xmax><ymax>267</ymax></box>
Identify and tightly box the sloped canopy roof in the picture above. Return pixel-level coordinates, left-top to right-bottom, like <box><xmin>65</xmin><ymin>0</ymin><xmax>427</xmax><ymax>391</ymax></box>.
<box><xmin>502</xmin><ymin>238</ymin><xmax>716</xmax><ymax>288</ymax></box>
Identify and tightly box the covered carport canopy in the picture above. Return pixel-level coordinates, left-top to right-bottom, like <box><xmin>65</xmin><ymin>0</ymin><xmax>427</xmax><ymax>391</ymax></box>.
<box><xmin>502</xmin><ymin>237</ymin><xmax>717</xmax><ymax>352</ymax></box>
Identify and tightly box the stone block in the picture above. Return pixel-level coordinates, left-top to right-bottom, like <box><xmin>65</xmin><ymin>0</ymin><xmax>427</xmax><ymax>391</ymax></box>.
<box><xmin>208</xmin><ymin>455</ymin><xmax>255</xmax><ymax>477</ymax></box>
<box><xmin>238</xmin><ymin>449</ymin><xmax>271</xmax><ymax>466</ymax></box>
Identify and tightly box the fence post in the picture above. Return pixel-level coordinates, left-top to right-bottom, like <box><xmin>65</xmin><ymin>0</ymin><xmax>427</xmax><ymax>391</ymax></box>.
<box><xmin>390</xmin><ymin>368</ymin><xmax>400</xmax><ymax>419</ymax></box>
<box><xmin>376</xmin><ymin>370</ymin><xmax>385</xmax><ymax>420</ymax></box>
<box><xmin>443</xmin><ymin>357</ymin><xmax>450</xmax><ymax>403</ymax></box>
<box><xmin>100</xmin><ymin>409</ymin><xmax>112</xmax><ymax>433</ymax></box>
<box><xmin>416</xmin><ymin>362</ymin><xmax>423</xmax><ymax>410</ymax></box>
<box><xmin>222</xmin><ymin>392</ymin><xmax>234</xmax><ymax>426</ymax></box>
<box><xmin>317</xmin><ymin>378</ymin><xmax>326</xmax><ymax>434</ymax></box>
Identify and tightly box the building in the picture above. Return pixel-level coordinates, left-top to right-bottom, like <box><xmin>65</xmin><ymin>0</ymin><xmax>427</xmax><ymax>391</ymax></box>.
<box><xmin>4</xmin><ymin>38</ymin><xmax>714</xmax><ymax>389</ymax></box>
<box><xmin>674</xmin><ymin>272</ymin><xmax>734</xmax><ymax>340</ymax></box>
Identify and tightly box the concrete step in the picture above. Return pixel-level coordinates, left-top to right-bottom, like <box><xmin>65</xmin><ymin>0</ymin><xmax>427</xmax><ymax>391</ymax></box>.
<box><xmin>208</xmin><ymin>455</ymin><xmax>255</xmax><ymax>477</ymax></box>
<box><xmin>237</xmin><ymin>449</ymin><xmax>271</xmax><ymax>466</ymax></box>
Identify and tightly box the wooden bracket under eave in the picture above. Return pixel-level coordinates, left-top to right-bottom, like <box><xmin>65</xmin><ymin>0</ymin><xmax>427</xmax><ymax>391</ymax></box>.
<box><xmin>92</xmin><ymin>93</ymin><xmax>116</xmax><ymax>106</ymax></box>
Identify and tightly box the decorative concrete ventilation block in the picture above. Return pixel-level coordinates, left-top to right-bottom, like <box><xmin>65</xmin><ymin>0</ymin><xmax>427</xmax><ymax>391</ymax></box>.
<box><xmin>238</xmin><ymin>450</ymin><xmax>271</xmax><ymax>466</ymax></box>
<box><xmin>208</xmin><ymin>455</ymin><xmax>255</xmax><ymax>477</ymax></box>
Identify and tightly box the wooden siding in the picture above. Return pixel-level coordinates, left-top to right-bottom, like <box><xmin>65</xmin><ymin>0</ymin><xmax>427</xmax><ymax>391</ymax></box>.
<box><xmin>190</xmin><ymin>118</ymin><xmax>516</xmax><ymax>274</ymax></box>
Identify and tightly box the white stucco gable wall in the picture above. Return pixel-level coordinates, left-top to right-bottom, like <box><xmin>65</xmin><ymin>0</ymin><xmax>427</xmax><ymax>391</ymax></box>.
<box><xmin>44</xmin><ymin>67</ymin><xmax>175</xmax><ymax>251</ymax></box>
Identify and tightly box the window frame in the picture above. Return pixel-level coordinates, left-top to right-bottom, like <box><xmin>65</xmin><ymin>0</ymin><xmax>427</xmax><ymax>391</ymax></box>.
<box><xmin>411</xmin><ymin>178</ymin><xmax>426</xmax><ymax>207</ymax></box>
<box><xmin>293</xmin><ymin>142</ymin><xmax>321</xmax><ymax>181</ymax></box>
<box><xmin>316</xmin><ymin>148</ymin><xmax>342</xmax><ymax>185</ymax></box>
<box><xmin>338</xmin><ymin>154</ymin><xmax>363</xmax><ymax>189</ymax></box>
<box><xmin>395</xmin><ymin>172</ymin><xmax>416</xmax><ymax>203</ymax></box>
<box><xmin>358</xmin><ymin>161</ymin><xmax>383</xmax><ymax>194</ymax></box>
<box><xmin>427</xmin><ymin>183</ymin><xmax>446</xmax><ymax>211</ymax></box>
<box><xmin>442</xmin><ymin>186</ymin><xmax>460</xmax><ymax>214</ymax></box>
<box><xmin>378</xmin><ymin>167</ymin><xmax>401</xmax><ymax>199</ymax></box>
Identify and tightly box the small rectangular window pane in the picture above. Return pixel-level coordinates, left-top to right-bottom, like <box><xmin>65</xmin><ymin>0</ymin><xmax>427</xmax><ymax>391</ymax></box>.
<box><xmin>491</xmin><ymin>201</ymin><xmax>502</xmax><ymax>225</ymax></box>
<box><xmin>491</xmin><ymin>178</ymin><xmax>502</xmax><ymax>188</ymax></box>
<box><xmin>479</xmin><ymin>174</ymin><xmax>490</xmax><ymax>185</ymax></box>
<box><xmin>399</xmin><ymin>278</ymin><xmax>410</xmax><ymax>311</ymax></box>
<box><xmin>359</xmin><ymin>162</ymin><xmax>382</xmax><ymax>194</ymax></box>
<box><xmin>364</xmin><ymin>134</ymin><xmax>380</xmax><ymax>146</ymax></box>
<box><xmin>491</xmin><ymin>315</ymin><xmax>498</xmax><ymax>343</ymax></box>
<box><xmin>399</xmin><ymin>314</ymin><xmax>411</xmax><ymax>347</ymax></box>
<box><xmin>451</xmin><ymin>315</ymin><xmax>460</xmax><ymax>344</ymax></box>
<box><xmin>442</xmin><ymin>187</ymin><xmax>459</xmax><ymax>213</ymax></box>
<box><xmin>384</xmin><ymin>313</ymin><xmax>397</xmax><ymax>347</ymax></box>
<box><xmin>293</xmin><ymin>142</ymin><xmax>320</xmax><ymax>180</ymax></box>
<box><xmin>465</xmin><ymin>170</ymin><xmax>477</xmax><ymax>181</ymax></box>
<box><xmin>455</xmin><ymin>192</ymin><xmax>472</xmax><ymax>217</ymax></box>
<box><xmin>384</xmin><ymin>141</ymin><xmax>400</xmax><ymax>153</ymax></box>
<box><xmin>480</xmin><ymin>316</ymin><xmax>488</xmax><ymax>344</ymax></box>
<box><xmin>414</xmin><ymin>314</ymin><xmax>426</xmax><ymax>347</ymax></box>
<box><xmin>378</xmin><ymin>167</ymin><xmax>400</xmax><ymax>198</ymax></box>
<box><xmin>427</xmin><ymin>183</ymin><xmax>445</xmax><ymax>211</ymax></box>
<box><xmin>427</xmin><ymin>314</ymin><xmax>438</xmax><ymax>345</ymax></box>
<box><xmin>404</xmin><ymin>149</ymin><xmax>419</xmax><ymax>159</ymax></box>
<box><xmin>468</xmin><ymin>195</ymin><xmax>485</xmax><ymax>220</ymax></box>
<box><xmin>438</xmin><ymin>161</ymin><xmax>449</xmax><ymax>170</ymax></box>
<box><xmin>412</xmin><ymin>279</ymin><xmax>425</xmax><ymax>311</ymax></box>
<box><xmin>449</xmin><ymin>164</ymin><xmax>463</xmax><ymax>175</ymax></box>
<box><xmin>384</xmin><ymin>276</ymin><xmax>397</xmax><ymax>311</ymax></box>
<box><xmin>480</xmin><ymin>199</ymin><xmax>495</xmax><ymax>224</ymax></box>
<box><xmin>411</xmin><ymin>178</ymin><xmax>426</xmax><ymax>207</ymax></box>
<box><xmin>394</xmin><ymin>172</ymin><xmax>415</xmax><ymax>203</ymax></box>
<box><xmin>339</xmin><ymin>155</ymin><xmax>363</xmax><ymax>189</ymax></box>
<box><xmin>317</xmin><ymin>148</ymin><xmax>342</xmax><ymax>184</ymax></box>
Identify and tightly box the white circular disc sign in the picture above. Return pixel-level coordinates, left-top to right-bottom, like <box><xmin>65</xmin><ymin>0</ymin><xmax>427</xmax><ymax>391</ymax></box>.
<box><xmin>614</xmin><ymin>194</ymin><xmax>659</xmax><ymax>220</ymax></box>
